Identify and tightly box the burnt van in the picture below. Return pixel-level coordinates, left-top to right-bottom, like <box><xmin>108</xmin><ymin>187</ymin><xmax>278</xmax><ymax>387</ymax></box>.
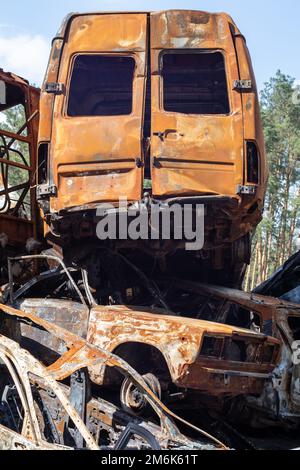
<box><xmin>37</xmin><ymin>10</ymin><xmax>267</xmax><ymax>287</ymax></box>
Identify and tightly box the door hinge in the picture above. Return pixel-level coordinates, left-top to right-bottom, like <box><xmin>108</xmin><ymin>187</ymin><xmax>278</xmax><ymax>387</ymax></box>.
<box><xmin>37</xmin><ymin>184</ymin><xmax>58</xmax><ymax>199</ymax></box>
<box><xmin>136</xmin><ymin>158</ymin><xmax>144</xmax><ymax>168</ymax></box>
<box><xmin>45</xmin><ymin>82</ymin><xmax>65</xmax><ymax>95</ymax></box>
<box><xmin>233</xmin><ymin>80</ymin><xmax>252</xmax><ymax>91</ymax></box>
<box><xmin>237</xmin><ymin>185</ymin><xmax>257</xmax><ymax>196</ymax></box>
<box><xmin>153</xmin><ymin>157</ymin><xmax>161</xmax><ymax>169</ymax></box>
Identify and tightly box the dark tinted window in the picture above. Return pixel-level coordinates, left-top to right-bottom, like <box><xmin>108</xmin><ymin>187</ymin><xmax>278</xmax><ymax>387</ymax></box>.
<box><xmin>247</xmin><ymin>142</ymin><xmax>259</xmax><ymax>184</ymax></box>
<box><xmin>68</xmin><ymin>55</ymin><xmax>135</xmax><ymax>117</ymax></box>
<box><xmin>162</xmin><ymin>52</ymin><xmax>230</xmax><ymax>115</ymax></box>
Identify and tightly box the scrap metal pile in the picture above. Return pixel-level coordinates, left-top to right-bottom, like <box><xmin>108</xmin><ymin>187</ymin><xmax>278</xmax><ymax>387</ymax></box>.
<box><xmin>0</xmin><ymin>254</ymin><xmax>300</xmax><ymax>450</ymax></box>
<box><xmin>0</xmin><ymin>10</ymin><xmax>300</xmax><ymax>450</ymax></box>
<box><xmin>0</xmin><ymin>302</ymin><xmax>226</xmax><ymax>450</ymax></box>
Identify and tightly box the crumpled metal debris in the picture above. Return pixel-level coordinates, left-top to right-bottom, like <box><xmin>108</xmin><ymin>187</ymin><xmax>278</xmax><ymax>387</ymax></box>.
<box><xmin>0</xmin><ymin>302</ymin><xmax>226</xmax><ymax>450</ymax></box>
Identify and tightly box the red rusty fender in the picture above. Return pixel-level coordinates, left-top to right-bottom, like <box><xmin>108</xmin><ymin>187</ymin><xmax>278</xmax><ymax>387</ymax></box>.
<box><xmin>0</xmin><ymin>302</ymin><xmax>228</xmax><ymax>450</ymax></box>
<box><xmin>86</xmin><ymin>303</ymin><xmax>280</xmax><ymax>391</ymax></box>
<box><xmin>17</xmin><ymin>296</ymin><xmax>281</xmax><ymax>396</ymax></box>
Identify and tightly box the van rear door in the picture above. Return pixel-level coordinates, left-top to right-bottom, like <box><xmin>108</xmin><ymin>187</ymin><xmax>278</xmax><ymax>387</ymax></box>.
<box><xmin>49</xmin><ymin>13</ymin><xmax>148</xmax><ymax>212</ymax></box>
<box><xmin>150</xmin><ymin>11</ymin><xmax>244</xmax><ymax>199</ymax></box>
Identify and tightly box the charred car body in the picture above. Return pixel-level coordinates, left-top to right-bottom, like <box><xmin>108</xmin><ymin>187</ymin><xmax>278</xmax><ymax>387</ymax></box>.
<box><xmin>0</xmin><ymin>302</ymin><xmax>224</xmax><ymax>450</ymax></box>
<box><xmin>5</xmin><ymin>256</ymin><xmax>280</xmax><ymax>418</ymax></box>
<box><xmin>166</xmin><ymin>278</ymin><xmax>300</xmax><ymax>429</ymax></box>
<box><xmin>248</xmin><ymin>252</ymin><xmax>300</xmax><ymax>428</ymax></box>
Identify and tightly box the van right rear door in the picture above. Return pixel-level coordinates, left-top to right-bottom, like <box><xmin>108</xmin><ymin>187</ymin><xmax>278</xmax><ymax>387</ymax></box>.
<box><xmin>150</xmin><ymin>11</ymin><xmax>244</xmax><ymax>199</ymax></box>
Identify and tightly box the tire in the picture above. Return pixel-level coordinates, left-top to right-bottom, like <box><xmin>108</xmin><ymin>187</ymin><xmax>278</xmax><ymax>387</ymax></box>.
<box><xmin>120</xmin><ymin>373</ymin><xmax>162</xmax><ymax>416</ymax></box>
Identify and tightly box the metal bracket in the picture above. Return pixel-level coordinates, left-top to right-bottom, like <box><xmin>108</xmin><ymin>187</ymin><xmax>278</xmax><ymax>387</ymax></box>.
<box><xmin>37</xmin><ymin>184</ymin><xmax>58</xmax><ymax>199</ymax></box>
<box><xmin>233</xmin><ymin>80</ymin><xmax>252</xmax><ymax>91</ymax></box>
<box><xmin>237</xmin><ymin>185</ymin><xmax>257</xmax><ymax>196</ymax></box>
<box><xmin>135</xmin><ymin>158</ymin><xmax>144</xmax><ymax>168</ymax></box>
<box><xmin>45</xmin><ymin>82</ymin><xmax>65</xmax><ymax>95</ymax></box>
<box><xmin>153</xmin><ymin>157</ymin><xmax>162</xmax><ymax>169</ymax></box>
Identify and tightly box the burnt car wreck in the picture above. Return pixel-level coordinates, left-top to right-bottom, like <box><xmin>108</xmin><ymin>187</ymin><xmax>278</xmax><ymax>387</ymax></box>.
<box><xmin>2</xmin><ymin>254</ymin><xmax>300</xmax><ymax>449</ymax></box>
<box><xmin>0</xmin><ymin>302</ymin><xmax>226</xmax><ymax>450</ymax></box>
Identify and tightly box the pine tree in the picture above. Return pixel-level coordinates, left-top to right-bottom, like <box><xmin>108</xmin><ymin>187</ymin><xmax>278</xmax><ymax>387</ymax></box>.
<box><xmin>245</xmin><ymin>71</ymin><xmax>300</xmax><ymax>289</ymax></box>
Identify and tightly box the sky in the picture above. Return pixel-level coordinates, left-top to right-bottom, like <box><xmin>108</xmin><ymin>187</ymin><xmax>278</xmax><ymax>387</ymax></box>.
<box><xmin>0</xmin><ymin>0</ymin><xmax>299</xmax><ymax>90</ymax></box>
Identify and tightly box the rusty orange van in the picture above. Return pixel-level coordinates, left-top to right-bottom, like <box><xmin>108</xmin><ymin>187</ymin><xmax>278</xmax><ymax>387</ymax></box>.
<box><xmin>37</xmin><ymin>10</ymin><xmax>267</xmax><ymax>286</ymax></box>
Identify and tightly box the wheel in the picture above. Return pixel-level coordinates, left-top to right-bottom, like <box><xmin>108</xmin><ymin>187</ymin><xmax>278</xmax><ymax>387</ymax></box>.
<box><xmin>120</xmin><ymin>373</ymin><xmax>162</xmax><ymax>416</ymax></box>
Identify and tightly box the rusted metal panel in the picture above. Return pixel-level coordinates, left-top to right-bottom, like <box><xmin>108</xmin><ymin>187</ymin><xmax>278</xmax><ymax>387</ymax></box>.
<box><xmin>0</xmin><ymin>69</ymin><xmax>40</xmax><ymax>246</ymax></box>
<box><xmin>18</xmin><ymin>298</ymin><xmax>90</xmax><ymax>362</ymax></box>
<box><xmin>38</xmin><ymin>11</ymin><xmax>266</xmax><ymax>219</ymax></box>
<box><xmin>38</xmin><ymin>39</ymin><xmax>64</xmax><ymax>143</ymax></box>
<box><xmin>0</xmin><ymin>214</ymin><xmax>33</xmax><ymax>245</ymax></box>
<box><xmin>231</xmin><ymin>23</ymin><xmax>268</xmax><ymax>200</ymax></box>
<box><xmin>7</xmin><ymin>295</ymin><xmax>280</xmax><ymax>398</ymax></box>
<box><xmin>34</xmin><ymin>10</ymin><xmax>267</xmax><ymax>280</ymax></box>
<box><xmin>44</xmin><ymin>13</ymin><xmax>148</xmax><ymax>212</ymax></box>
<box><xmin>0</xmin><ymin>302</ymin><xmax>226</xmax><ymax>450</ymax></box>
<box><xmin>163</xmin><ymin>278</ymin><xmax>300</xmax><ymax>322</ymax></box>
<box><xmin>86</xmin><ymin>304</ymin><xmax>280</xmax><ymax>395</ymax></box>
<box><xmin>150</xmin><ymin>11</ymin><xmax>244</xmax><ymax>198</ymax></box>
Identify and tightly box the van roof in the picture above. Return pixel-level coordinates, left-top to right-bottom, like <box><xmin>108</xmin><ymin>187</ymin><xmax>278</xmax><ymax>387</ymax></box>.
<box><xmin>55</xmin><ymin>10</ymin><xmax>236</xmax><ymax>40</ymax></box>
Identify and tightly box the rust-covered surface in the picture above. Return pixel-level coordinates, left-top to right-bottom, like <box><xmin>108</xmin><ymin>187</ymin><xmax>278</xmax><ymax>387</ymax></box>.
<box><xmin>164</xmin><ymin>278</ymin><xmax>300</xmax><ymax>323</ymax></box>
<box><xmin>17</xmin><ymin>298</ymin><xmax>280</xmax><ymax>397</ymax></box>
<box><xmin>87</xmin><ymin>305</ymin><xmax>280</xmax><ymax>394</ymax></box>
<box><xmin>1</xmin><ymin>9</ymin><xmax>299</xmax><ymax>451</ymax></box>
<box><xmin>0</xmin><ymin>69</ymin><xmax>40</xmax><ymax>245</ymax></box>
<box><xmin>159</xmin><ymin>277</ymin><xmax>300</xmax><ymax>424</ymax></box>
<box><xmin>151</xmin><ymin>11</ymin><xmax>243</xmax><ymax>198</ymax></box>
<box><xmin>247</xmin><ymin>252</ymin><xmax>300</xmax><ymax>424</ymax></box>
<box><xmin>0</xmin><ymin>302</ymin><xmax>225</xmax><ymax>450</ymax></box>
<box><xmin>45</xmin><ymin>13</ymin><xmax>147</xmax><ymax>209</ymax></box>
<box><xmin>37</xmin><ymin>10</ymin><xmax>266</xmax><ymax>252</ymax></box>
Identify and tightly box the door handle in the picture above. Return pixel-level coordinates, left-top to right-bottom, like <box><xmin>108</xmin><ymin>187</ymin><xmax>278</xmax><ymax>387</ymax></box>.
<box><xmin>153</xmin><ymin>129</ymin><xmax>184</xmax><ymax>141</ymax></box>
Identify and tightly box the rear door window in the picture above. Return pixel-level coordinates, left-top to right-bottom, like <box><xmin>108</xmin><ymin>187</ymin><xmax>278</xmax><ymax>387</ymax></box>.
<box><xmin>162</xmin><ymin>51</ymin><xmax>230</xmax><ymax>115</ymax></box>
<box><xmin>68</xmin><ymin>55</ymin><xmax>136</xmax><ymax>117</ymax></box>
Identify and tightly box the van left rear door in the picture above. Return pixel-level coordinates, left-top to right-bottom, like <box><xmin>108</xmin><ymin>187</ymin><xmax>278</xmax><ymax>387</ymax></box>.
<box><xmin>49</xmin><ymin>13</ymin><xmax>148</xmax><ymax>212</ymax></box>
